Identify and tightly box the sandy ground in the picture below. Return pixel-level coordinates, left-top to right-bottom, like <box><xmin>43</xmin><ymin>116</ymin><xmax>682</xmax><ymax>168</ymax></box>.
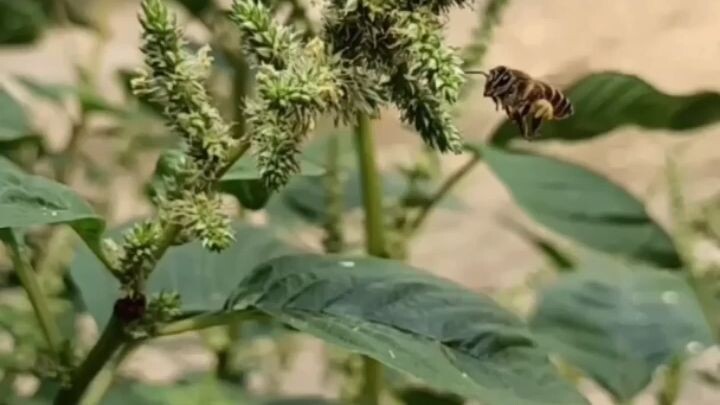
<box><xmin>2</xmin><ymin>0</ymin><xmax>720</xmax><ymax>403</ymax></box>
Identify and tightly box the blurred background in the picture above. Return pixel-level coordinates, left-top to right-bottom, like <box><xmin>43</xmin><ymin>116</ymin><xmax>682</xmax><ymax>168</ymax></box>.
<box><xmin>1</xmin><ymin>0</ymin><xmax>720</xmax><ymax>404</ymax></box>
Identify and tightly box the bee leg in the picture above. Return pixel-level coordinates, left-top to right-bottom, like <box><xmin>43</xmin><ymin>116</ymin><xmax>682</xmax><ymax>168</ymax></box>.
<box><xmin>526</xmin><ymin>116</ymin><xmax>544</xmax><ymax>139</ymax></box>
<box><xmin>508</xmin><ymin>110</ymin><xmax>529</xmax><ymax>139</ymax></box>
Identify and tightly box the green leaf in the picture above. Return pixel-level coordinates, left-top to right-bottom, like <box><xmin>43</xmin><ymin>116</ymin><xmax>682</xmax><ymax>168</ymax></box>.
<box><xmin>396</xmin><ymin>386</ymin><xmax>465</xmax><ymax>405</ymax></box>
<box><xmin>225</xmin><ymin>254</ymin><xmax>587</xmax><ymax>405</ymax></box>
<box><xmin>15</xmin><ymin>76</ymin><xmax>124</xmax><ymax>116</ymax></box>
<box><xmin>266</xmin><ymin>133</ymin><xmax>464</xmax><ymax>226</ymax></box>
<box><xmin>530</xmin><ymin>256</ymin><xmax>715</xmax><ymax>402</ymax></box>
<box><xmin>15</xmin><ymin>76</ymin><xmax>76</xmax><ymax>104</ymax></box>
<box><xmin>0</xmin><ymin>88</ymin><xmax>32</xmax><ymax>142</ymax></box>
<box><xmin>481</xmin><ymin>146</ymin><xmax>681</xmax><ymax>268</ymax></box>
<box><xmin>489</xmin><ymin>72</ymin><xmax>720</xmax><ymax>146</ymax></box>
<box><xmin>0</xmin><ymin>156</ymin><xmax>104</xmax><ymax>245</ymax></box>
<box><xmin>501</xmin><ymin>219</ymin><xmax>575</xmax><ymax>272</ymax></box>
<box><xmin>0</xmin><ymin>0</ymin><xmax>46</xmax><ymax>45</ymax></box>
<box><xmin>220</xmin><ymin>156</ymin><xmax>325</xmax><ymax>211</ymax></box>
<box><xmin>70</xmin><ymin>222</ymin><xmax>298</xmax><ymax>329</ymax></box>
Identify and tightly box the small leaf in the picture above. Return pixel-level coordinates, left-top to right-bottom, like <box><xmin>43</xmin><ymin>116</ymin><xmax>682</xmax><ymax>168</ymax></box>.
<box><xmin>70</xmin><ymin>222</ymin><xmax>298</xmax><ymax>329</ymax></box>
<box><xmin>530</xmin><ymin>255</ymin><xmax>715</xmax><ymax>402</ymax></box>
<box><xmin>481</xmin><ymin>146</ymin><xmax>681</xmax><ymax>268</ymax></box>
<box><xmin>396</xmin><ymin>386</ymin><xmax>465</xmax><ymax>405</ymax></box>
<box><xmin>490</xmin><ymin>72</ymin><xmax>720</xmax><ymax>145</ymax></box>
<box><xmin>0</xmin><ymin>0</ymin><xmax>46</xmax><ymax>45</ymax></box>
<box><xmin>0</xmin><ymin>156</ymin><xmax>104</xmax><ymax>246</ymax></box>
<box><xmin>225</xmin><ymin>254</ymin><xmax>587</xmax><ymax>405</ymax></box>
<box><xmin>15</xmin><ymin>76</ymin><xmax>76</xmax><ymax>104</ymax></box>
<box><xmin>0</xmin><ymin>88</ymin><xmax>32</xmax><ymax>142</ymax></box>
<box><xmin>501</xmin><ymin>218</ymin><xmax>575</xmax><ymax>272</ymax></box>
<box><xmin>15</xmin><ymin>76</ymin><xmax>124</xmax><ymax>116</ymax></box>
<box><xmin>220</xmin><ymin>156</ymin><xmax>325</xmax><ymax>210</ymax></box>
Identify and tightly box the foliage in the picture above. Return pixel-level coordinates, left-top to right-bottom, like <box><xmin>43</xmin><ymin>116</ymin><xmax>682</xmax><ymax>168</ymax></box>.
<box><xmin>0</xmin><ymin>0</ymin><xmax>719</xmax><ymax>404</ymax></box>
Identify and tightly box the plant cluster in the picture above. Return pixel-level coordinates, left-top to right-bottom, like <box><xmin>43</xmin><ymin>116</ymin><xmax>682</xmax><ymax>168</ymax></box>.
<box><xmin>0</xmin><ymin>1</ymin><xmax>719</xmax><ymax>405</ymax></box>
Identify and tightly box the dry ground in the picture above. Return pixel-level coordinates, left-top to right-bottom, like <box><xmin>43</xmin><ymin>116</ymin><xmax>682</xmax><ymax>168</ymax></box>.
<box><xmin>2</xmin><ymin>0</ymin><xmax>720</xmax><ymax>403</ymax></box>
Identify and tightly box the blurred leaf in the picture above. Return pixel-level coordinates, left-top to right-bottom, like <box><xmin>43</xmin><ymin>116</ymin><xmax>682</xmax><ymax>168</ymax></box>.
<box><xmin>501</xmin><ymin>219</ymin><xmax>575</xmax><ymax>272</ymax></box>
<box><xmin>266</xmin><ymin>168</ymin><xmax>407</xmax><ymax>225</ymax></box>
<box><xmin>490</xmin><ymin>72</ymin><xmax>720</xmax><ymax>146</ymax></box>
<box><xmin>175</xmin><ymin>0</ymin><xmax>213</xmax><ymax>17</ymax></box>
<box><xmin>225</xmin><ymin>254</ymin><xmax>587</xmax><ymax>405</ymax></box>
<box><xmin>0</xmin><ymin>88</ymin><xmax>32</xmax><ymax>142</ymax></box>
<box><xmin>220</xmin><ymin>156</ymin><xmax>325</xmax><ymax>210</ymax></box>
<box><xmin>267</xmin><ymin>133</ymin><xmax>464</xmax><ymax>226</ymax></box>
<box><xmin>102</xmin><ymin>377</ymin><xmax>254</xmax><ymax>405</ymax></box>
<box><xmin>263</xmin><ymin>398</ymin><xmax>339</xmax><ymax>405</ymax></box>
<box><xmin>15</xmin><ymin>76</ymin><xmax>124</xmax><ymax>116</ymax></box>
<box><xmin>0</xmin><ymin>0</ymin><xmax>46</xmax><ymax>45</ymax></box>
<box><xmin>0</xmin><ymin>156</ymin><xmax>104</xmax><ymax>245</ymax></box>
<box><xmin>15</xmin><ymin>76</ymin><xmax>75</xmax><ymax>104</ymax></box>
<box><xmin>530</xmin><ymin>256</ymin><xmax>715</xmax><ymax>402</ymax></box>
<box><xmin>481</xmin><ymin>146</ymin><xmax>682</xmax><ymax>268</ymax></box>
<box><xmin>396</xmin><ymin>386</ymin><xmax>465</xmax><ymax>405</ymax></box>
<box><xmin>77</xmin><ymin>87</ymin><xmax>124</xmax><ymax>116</ymax></box>
<box><xmin>70</xmin><ymin>222</ymin><xmax>298</xmax><ymax>329</ymax></box>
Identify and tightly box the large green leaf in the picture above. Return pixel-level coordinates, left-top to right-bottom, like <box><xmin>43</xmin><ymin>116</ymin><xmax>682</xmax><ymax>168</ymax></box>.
<box><xmin>70</xmin><ymin>222</ymin><xmax>298</xmax><ymax>329</ymax></box>
<box><xmin>481</xmin><ymin>146</ymin><xmax>681</xmax><ymax>268</ymax></box>
<box><xmin>220</xmin><ymin>156</ymin><xmax>325</xmax><ymax>210</ymax></box>
<box><xmin>530</xmin><ymin>255</ymin><xmax>715</xmax><ymax>402</ymax></box>
<box><xmin>224</xmin><ymin>254</ymin><xmax>587</xmax><ymax>405</ymax></box>
<box><xmin>489</xmin><ymin>72</ymin><xmax>720</xmax><ymax>146</ymax></box>
<box><xmin>0</xmin><ymin>157</ymin><xmax>104</xmax><ymax>244</ymax></box>
<box><xmin>0</xmin><ymin>88</ymin><xmax>32</xmax><ymax>142</ymax></box>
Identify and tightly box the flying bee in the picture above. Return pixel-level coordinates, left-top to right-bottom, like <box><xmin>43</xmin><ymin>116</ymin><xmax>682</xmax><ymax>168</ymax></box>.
<box><xmin>465</xmin><ymin>66</ymin><xmax>574</xmax><ymax>140</ymax></box>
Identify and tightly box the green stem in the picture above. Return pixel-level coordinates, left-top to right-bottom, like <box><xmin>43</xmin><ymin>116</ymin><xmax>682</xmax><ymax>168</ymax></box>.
<box><xmin>353</xmin><ymin>114</ymin><xmax>387</xmax><ymax>258</ymax></box>
<box><xmin>57</xmin><ymin>128</ymin><xmax>252</xmax><ymax>405</ymax></box>
<box><xmin>666</xmin><ymin>155</ymin><xmax>720</xmax><ymax>339</ymax></box>
<box><xmin>408</xmin><ymin>153</ymin><xmax>481</xmax><ymax>236</ymax></box>
<box><xmin>78</xmin><ymin>342</ymin><xmax>138</xmax><ymax>405</ymax></box>
<box><xmin>1</xmin><ymin>230</ymin><xmax>65</xmax><ymax>364</ymax></box>
<box><xmin>54</xmin><ymin>316</ymin><xmax>126</xmax><ymax>405</ymax></box>
<box><xmin>353</xmin><ymin>113</ymin><xmax>386</xmax><ymax>405</ymax></box>
<box><xmin>154</xmin><ymin>310</ymin><xmax>262</xmax><ymax>337</ymax></box>
<box><xmin>658</xmin><ymin>356</ymin><xmax>683</xmax><ymax>405</ymax></box>
<box><xmin>322</xmin><ymin>132</ymin><xmax>345</xmax><ymax>254</ymax></box>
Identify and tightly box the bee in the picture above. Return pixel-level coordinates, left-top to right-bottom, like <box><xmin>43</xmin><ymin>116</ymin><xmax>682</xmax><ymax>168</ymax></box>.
<box><xmin>465</xmin><ymin>66</ymin><xmax>574</xmax><ymax>140</ymax></box>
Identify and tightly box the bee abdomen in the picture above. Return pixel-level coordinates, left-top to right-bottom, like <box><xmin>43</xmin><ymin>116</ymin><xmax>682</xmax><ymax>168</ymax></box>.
<box><xmin>541</xmin><ymin>83</ymin><xmax>573</xmax><ymax>119</ymax></box>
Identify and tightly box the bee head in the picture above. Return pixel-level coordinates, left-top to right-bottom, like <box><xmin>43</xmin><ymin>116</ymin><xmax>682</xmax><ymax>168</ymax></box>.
<box><xmin>484</xmin><ymin>65</ymin><xmax>512</xmax><ymax>97</ymax></box>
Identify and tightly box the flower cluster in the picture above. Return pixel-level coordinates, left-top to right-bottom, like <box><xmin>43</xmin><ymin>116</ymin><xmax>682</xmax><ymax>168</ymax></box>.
<box><xmin>119</xmin><ymin>0</ymin><xmax>238</xmax><ymax>293</ymax></box>
<box><xmin>230</xmin><ymin>0</ymin><xmax>471</xmax><ymax>188</ymax></box>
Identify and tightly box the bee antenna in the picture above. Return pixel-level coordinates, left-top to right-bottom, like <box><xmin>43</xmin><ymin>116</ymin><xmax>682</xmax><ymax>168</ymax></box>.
<box><xmin>464</xmin><ymin>70</ymin><xmax>489</xmax><ymax>78</ymax></box>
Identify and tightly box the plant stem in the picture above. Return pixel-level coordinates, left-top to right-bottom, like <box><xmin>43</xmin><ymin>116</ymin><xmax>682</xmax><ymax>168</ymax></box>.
<box><xmin>322</xmin><ymin>132</ymin><xmax>345</xmax><ymax>254</ymax></box>
<box><xmin>665</xmin><ymin>154</ymin><xmax>720</xmax><ymax>339</ymax></box>
<box><xmin>352</xmin><ymin>113</ymin><xmax>386</xmax><ymax>405</ymax></box>
<box><xmin>57</xmin><ymin>141</ymin><xmax>252</xmax><ymax>403</ymax></box>
<box><xmin>54</xmin><ymin>316</ymin><xmax>125</xmax><ymax>405</ymax></box>
<box><xmin>408</xmin><ymin>153</ymin><xmax>480</xmax><ymax>235</ymax></box>
<box><xmin>78</xmin><ymin>342</ymin><xmax>138</xmax><ymax>405</ymax></box>
<box><xmin>353</xmin><ymin>114</ymin><xmax>387</xmax><ymax>258</ymax></box>
<box><xmin>1</xmin><ymin>230</ymin><xmax>65</xmax><ymax>364</ymax></box>
<box><xmin>658</xmin><ymin>356</ymin><xmax>683</xmax><ymax>405</ymax></box>
<box><xmin>154</xmin><ymin>310</ymin><xmax>262</xmax><ymax>337</ymax></box>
